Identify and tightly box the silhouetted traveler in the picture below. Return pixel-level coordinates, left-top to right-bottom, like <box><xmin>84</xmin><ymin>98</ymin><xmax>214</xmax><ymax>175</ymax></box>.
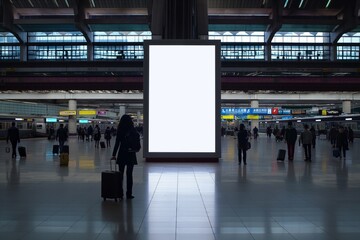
<box><xmin>111</xmin><ymin>115</ymin><xmax>139</xmax><ymax>199</ymax></box>
<box><xmin>253</xmin><ymin>126</ymin><xmax>258</xmax><ymax>139</ymax></box>
<box><xmin>56</xmin><ymin>124</ymin><xmax>68</xmax><ymax>152</ymax></box>
<box><xmin>285</xmin><ymin>122</ymin><xmax>297</xmax><ymax>161</ymax></box>
<box><xmin>94</xmin><ymin>125</ymin><xmax>101</xmax><ymax>148</ymax></box>
<box><xmin>336</xmin><ymin>126</ymin><xmax>348</xmax><ymax>160</ymax></box>
<box><xmin>300</xmin><ymin>124</ymin><xmax>312</xmax><ymax>162</ymax></box>
<box><xmin>104</xmin><ymin>127</ymin><xmax>112</xmax><ymax>148</ymax></box>
<box><xmin>329</xmin><ymin>126</ymin><xmax>338</xmax><ymax>148</ymax></box>
<box><xmin>310</xmin><ymin>126</ymin><xmax>316</xmax><ymax>148</ymax></box>
<box><xmin>237</xmin><ymin>124</ymin><xmax>249</xmax><ymax>165</ymax></box>
<box><xmin>348</xmin><ymin>127</ymin><xmax>354</xmax><ymax>143</ymax></box>
<box><xmin>7</xmin><ymin>122</ymin><xmax>20</xmax><ymax>158</ymax></box>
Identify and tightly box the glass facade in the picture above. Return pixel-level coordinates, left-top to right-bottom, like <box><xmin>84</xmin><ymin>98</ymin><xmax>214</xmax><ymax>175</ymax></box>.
<box><xmin>0</xmin><ymin>101</ymin><xmax>64</xmax><ymax>116</ymax></box>
<box><xmin>0</xmin><ymin>33</ymin><xmax>20</xmax><ymax>60</ymax></box>
<box><xmin>0</xmin><ymin>30</ymin><xmax>359</xmax><ymax>61</ymax></box>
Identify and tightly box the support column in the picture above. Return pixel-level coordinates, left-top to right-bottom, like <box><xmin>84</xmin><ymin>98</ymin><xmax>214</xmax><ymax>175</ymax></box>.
<box><xmin>342</xmin><ymin>100</ymin><xmax>351</xmax><ymax>114</ymax></box>
<box><xmin>119</xmin><ymin>105</ymin><xmax>126</xmax><ymax>120</ymax></box>
<box><xmin>250</xmin><ymin>100</ymin><xmax>259</xmax><ymax>130</ymax></box>
<box><xmin>68</xmin><ymin>100</ymin><xmax>77</xmax><ymax>135</ymax></box>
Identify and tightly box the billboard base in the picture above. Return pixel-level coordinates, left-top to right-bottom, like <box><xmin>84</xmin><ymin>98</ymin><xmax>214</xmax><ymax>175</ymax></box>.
<box><xmin>145</xmin><ymin>158</ymin><xmax>219</xmax><ymax>163</ymax></box>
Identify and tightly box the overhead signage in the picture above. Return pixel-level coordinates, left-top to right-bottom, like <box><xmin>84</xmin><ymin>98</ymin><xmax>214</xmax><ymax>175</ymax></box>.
<box><xmin>221</xmin><ymin>115</ymin><xmax>234</xmax><ymax>120</ymax></box>
<box><xmin>246</xmin><ymin>115</ymin><xmax>260</xmax><ymax>120</ymax></box>
<box><xmin>319</xmin><ymin>109</ymin><xmax>341</xmax><ymax>116</ymax></box>
<box><xmin>78</xmin><ymin>110</ymin><xmax>97</xmax><ymax>115</ymax></box>
<box><xmin>59</xmin><ymin>110</ymin><xmax>77</xmax><ymax>116</ymax></box>
<box><xmin>97</xmin><ymin>110</ymin><xmax>107</xmax><ymax>116</ymax></box>
<box><xmin>221</xmin><ymin>108</ymin><xmax>272</xmax><ymax>115</ymax></box>
<box><xmin>222</xmin><ymin>108</ymin><xmax>292</xmax><ymax>115</ymax></box>
<box><xmin>79</xmin><ymin>119</ymin><xmax>89</xmax><ymax>124</ymax></box>
<box><xmin>291</xmin><ymin>109</ymin><xmax>306</xmax><ymax>115</ymax></box>
<box><xmin>46</xmin><ymin>118</ymin><xmax>57</xmax><ymax>123</ymax></box>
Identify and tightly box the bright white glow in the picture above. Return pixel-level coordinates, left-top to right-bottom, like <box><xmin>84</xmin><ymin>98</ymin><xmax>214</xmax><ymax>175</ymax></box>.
<box><xmin>326</xmin><ymin>0</ymin><xmax>332</xmax><ymax>8</ymax></box>
<box><xmin>297</xmin><ymin>120</ymin><xmax>301</xmax><ymax>122</ymax></box>
<box><xmin>15</xmin><ymin>118</ymin><xmax>24</xmax><ymax>121</ymax></box>
<box><xmin>345</xmin><ymin>118</ymin><xmax>352</xmax><ymax>121</ymax></box>
<box><xmin>316</xmin><ymin>119</ymin><xmax>321</xmax><ymax>122</ymax></box>
<box><xmin>59</xmin><ymin>119</ymin><xmax>65</xmax><ymax>122</ymax></box>
<box><xmin>299</xmin><ymin>0</ymin><xmax>304</xmax><ymax>8</ymax></box>
<box><xmin>276</xmin><ymin>121</ymin><xmax>279</xmax><ymax>123</ymax></box>
<box><xmin>148</xmin><ymin>45</ymin><xmax>216</xmax><ymax>153</ymax></box>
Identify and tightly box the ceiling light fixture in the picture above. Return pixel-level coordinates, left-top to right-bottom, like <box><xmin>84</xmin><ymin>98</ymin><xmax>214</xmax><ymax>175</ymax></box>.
<box><xmin>284</xmin><ymin>0</ymin><xmax>289</xmax><ymax>7</ymax></box>
<box><xmin>299</xmin><ymin>0</ymin><xmax>304</xmax><ymax>8</ymax></box>
<box><xmin>326</xmin><ymin>0</ymin><xmax>332</xmax><ymax>8</ymax></box>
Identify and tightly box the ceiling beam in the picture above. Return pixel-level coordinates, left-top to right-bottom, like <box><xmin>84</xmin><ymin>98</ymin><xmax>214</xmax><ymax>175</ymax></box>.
<box><xmin>331</xmin><ymin>0</ymin><xmax>360</xmax><ymax>43</ymax></box>
<box><xmin>74</xmin><ymin>0</ymin><xmax>93</xmax><ymax>43</ymax></box>
<box><xmin>265</xmin><ymin>0</ymin><xmax>282</xmax><ymax>44</ymax></box>
<box><xmin>1</xmin><ymin>0</ymin><xmax>26</xmax><ymax>43</ymax></box>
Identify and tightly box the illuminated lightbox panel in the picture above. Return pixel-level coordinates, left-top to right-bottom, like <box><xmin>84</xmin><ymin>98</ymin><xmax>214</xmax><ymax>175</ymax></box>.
<box><xmin>144</xmin><ymin>40</ymin><xmax>221</xmax><ymax>159</ymax></box>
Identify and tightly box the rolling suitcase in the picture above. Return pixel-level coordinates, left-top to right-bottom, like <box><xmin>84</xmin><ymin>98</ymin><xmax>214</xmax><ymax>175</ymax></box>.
<box><xmin>100</xmin><ymin>141</ymin><xmax>106</xmax><ymax>148</ymax></box>
<box><xmin>101</xmin><ymin>160</ymin><xmax>121</xmax><ymax>201</ymax></box>
<box><xmin>18</xmin><ymin>146</ymin><xmax>26</xmax><ymax>158</ymax></box>
<box><xmin>53</xmin><ymin>145</ymin><xmax>59</xmax><ymax>154</ymax></box>
<box><xmin>277</xmin><ymin>149</ymin><xmax>286</xmax><ymax>161</ymax></box>
<box><xmin>61</xmin><ymin>145</ymin><xmax>69</xmax><ymax>154</ymax></box>
<box><xmin>60</xmin><ymin>153</ymin><xmax>69</xmax><ymax>166</ymax></box>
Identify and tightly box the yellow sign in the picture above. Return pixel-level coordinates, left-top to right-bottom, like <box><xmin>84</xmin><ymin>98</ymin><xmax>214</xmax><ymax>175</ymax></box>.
<box><xmin>59</xmin><ymin>110</ymin><xmax>77</xmax><ymax>116</ymax></box>
<box><xmin>246</xmin><ymin>115</ymin><xmax>260</xmax><ymax>120</ymax></box>
<box><xmin>221</xmin><ymin>115</ymin><xmax>234</xmax><ymax>120</ymax></box>
<box><xmin>321</xmin><ymin>109</ymin><xmax>327</xmax><ymax>116</ymax></box>
<box><xmin>78</xmin><ymin>110</ymin><xmax>97</xmax><ymax>115</ymax></box>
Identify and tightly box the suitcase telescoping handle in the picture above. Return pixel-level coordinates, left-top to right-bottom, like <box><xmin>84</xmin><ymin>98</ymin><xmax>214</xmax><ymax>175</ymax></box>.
<box><xmin>110</xmin><ymin>158</ymin><xmax>118</xmax><ymax>171</ymax></box>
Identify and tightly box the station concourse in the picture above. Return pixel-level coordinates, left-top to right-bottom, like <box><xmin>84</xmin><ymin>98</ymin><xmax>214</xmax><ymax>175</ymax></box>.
<box><xmin>1</xmin><ymin>0</ymin><xmax>360</xmax><ymax>240</ymax></box>
<box><xmin>1</xmin><ymin>134</ymin><xmax>360</xmax><ymax>240</ymax></box>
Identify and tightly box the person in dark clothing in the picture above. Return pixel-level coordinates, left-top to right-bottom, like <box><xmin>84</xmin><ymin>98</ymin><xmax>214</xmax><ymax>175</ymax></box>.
<box><xmin>7</xmin><ymin>122</ymin><xmax>20</xmax><ymax>158</ymax></box>
<box><xmin>300</xmin><ymin>124</ymin><xmax>313</xmax><ymax>162</ymax></box>
<box><xmin>266</xmin><ymin>126</ymin><xmax>272</xmax><ymax>138</ymax></box>
<box><xmin>237</xmin><ymin>124</ymin><xmax>249</xmax><ymax>165</ymax></box>
<box><xmin>93</xmin><ymin>125</ymin><xmax>101</xmax><ymax>148</ymax></box>
<box><xmin>253</xmin><ymin>126</ymin><xmax>258</xmax><ymax>139</ymax></box>
<box><xmin>285</xmin><ymin>122</ymin><xmax>297</xmax><ymax>161</ymax></box>
<box><xmin>111</xmin><ymin>115</ymin><xmax>138</xmax><ymax>200</ymax></box>
<box><xmin>104</xmin><ymin>126</ymin><xmax>112</xmax><ymax>148</ymax></box>
<box><xmin>336</xmin><ymin>126</ymin><xmax>348</xmax><ymax>160</ymax></box>
<box><xmin>310</xmin><ymin>126</ymin><xmax>316</xmax><ymax>148</ymax></box>
<box><xmin>56</xmin><ymin>124</ymin><xmax>68</xmax><ymax>152</ymax></box>
<box><xmin>329</xmin><ymin>126</ymin><xmax>338</xmax><ymax>148</ymax></box>
<box><xmin>348</xmin><ymin>127</ymin><xmax>354</xmax><ymax>143</ymax></box>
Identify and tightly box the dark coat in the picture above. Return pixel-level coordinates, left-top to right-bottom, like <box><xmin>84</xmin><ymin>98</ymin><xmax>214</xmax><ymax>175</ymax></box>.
<box><xmin>56</xmin><ymin>127</ymin><xmax>68</xmax><ymax>141</ymax></box>
<box><xmin>285</xmin><ymin>127</ymin><xmax>297</xmax><ymax>144</ymax></box>
<box><xmin>7</xmin><ymin>126</ymin><xmax>20</xmax><ymax>143</ymax></box>
<box><xmin>112</xmin><ymin>128</ymin><xmax>137</xmax><ymax>165</ymax></box>
<box><xmin>336</xmin><ymin>132</ymin><xmax>348</xmax><ymax>148</ymax></box>
<box><xmin>237</xmin><ymin>129</ymin><xmax>248</xmax><ymax>149</ymax></box>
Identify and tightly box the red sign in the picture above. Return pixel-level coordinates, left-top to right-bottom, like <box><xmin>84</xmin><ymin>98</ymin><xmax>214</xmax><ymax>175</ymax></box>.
<box><xmin>272</xmin><ymin>108</ymin><xmax>279</xmax><ymax>115</ymax></box>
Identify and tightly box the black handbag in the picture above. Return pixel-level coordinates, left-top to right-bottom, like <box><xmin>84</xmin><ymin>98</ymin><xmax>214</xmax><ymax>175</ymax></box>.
<box><xmin>246</xmin><ymin>142</ymin><xmax>251</xmax><ymax>150</ymax></box>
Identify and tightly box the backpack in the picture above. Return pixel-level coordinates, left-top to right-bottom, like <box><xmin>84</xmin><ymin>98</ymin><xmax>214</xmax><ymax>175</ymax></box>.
<box><xmin>124</xmin><ymin>129</ymin><xmax>141</xmax><ymax>152</ymax></box>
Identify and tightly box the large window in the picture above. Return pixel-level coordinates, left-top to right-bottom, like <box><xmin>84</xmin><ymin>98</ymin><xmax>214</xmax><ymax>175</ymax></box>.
<box><xmin>28</xmin><ymin>45</ymin><xmax>87</xmax><ymax>60</ymax></box>
<box><xmin>93</xmin><ymin>31</ymin><xmax>150</xmax><ymax>60</ymax></box>
<box><xmin>221</xmin><ymin>44</ymin><xmax>265</xmax><ymax>60</ymax></box>
<box><xmin>0</xmin><ymin>32</ymin><xmax>20</xmax><ymax>60</ymax></box>
<box><xmin>94</xmin><ymin>31</ymin><xmax>151</xmax><ymax>42</ymax></box>
<box><xmin>28</xmin><ymin>32</ymin><xmax>86</xmax><ymax>43</ymax></box>
<box><xmin>209</xmin><ymin>31</ymin><xmax>264</xmax><ymax>43</ymax></box>
<box><xmin>337</xmin><ymin>33</ymin><xmax>360</xmax><ymax>60</ymax></box>
<box><xmin>272</xmin><ymin>32</ymin><xmax>330</xmax><ymax>60</ymax></box>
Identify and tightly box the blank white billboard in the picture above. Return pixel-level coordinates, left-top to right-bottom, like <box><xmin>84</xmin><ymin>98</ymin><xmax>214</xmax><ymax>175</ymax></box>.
<box><xmin>144</xmin><ymin>41</ymin><xmax>220</xmax><ymax>158</ymax></box>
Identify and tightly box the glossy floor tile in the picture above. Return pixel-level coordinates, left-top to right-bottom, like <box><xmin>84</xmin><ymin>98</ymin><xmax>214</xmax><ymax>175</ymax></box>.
<box><xmin>1</xmin><ymin>134</ymin><xmax>360</xmax><ymax>240</ymax></box>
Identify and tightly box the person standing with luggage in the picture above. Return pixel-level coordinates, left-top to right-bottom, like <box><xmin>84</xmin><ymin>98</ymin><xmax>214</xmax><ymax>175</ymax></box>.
<box><xmin>94</xmin><ymin>125</ymin><xmax>101</xmax><ymax>148</ymax></box>
<box><xmin>237</xmin><ymin>123</ymin><xmax>249</xmax><ymax>165</ymax></box>
<box><xmin>111</xmin><ymin>115</ymin><xmax>139</xmax><ymax>200</ymax></box>
<box><xmin>310</xmin><ymin>125</ymin><xmax>316</xmax><ymax>148</ymax></box>
<box><xmin>285</xmin><ymin>121</ymin><xmax>297</xmax><ymax>161</ymax></box>
<box><xmin>299</xmin><ymin>124</ymin><xmax>313</xmax><ymax>162</ymax></box>
<box><xmin>56</xmin><ymin>124</ymin><xmax>68</xmax><ymax>153</ymax></box>
<box><xmin>336</xmin><ymin>126</ymin><xmax>348</xmax><ymax>160</ymax></box>
<box><xmin>6</xmin><ymin>122</ymin><xmax>20</xmax><ymax>159</ymax></box>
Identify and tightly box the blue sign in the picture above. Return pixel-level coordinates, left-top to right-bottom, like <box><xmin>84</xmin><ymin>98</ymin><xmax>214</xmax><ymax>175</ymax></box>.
<box><xmin>79</xmin><ymin>119</ymin><xmax>89</xmax><ymax>124</ymax></box>
<box><xmin>221</xmin><ymin>108</ymin><xmax>272</xmax><ymax>115</ymax></box>
<box><xmin>279</xmin><ymin>109</ymin><xmax>291</xmax><ymax>115</ymax></box>
<box><xmin>46</xmin><ymin>118</ymin><xmax>57</xmax><ymax>123</ymax></box>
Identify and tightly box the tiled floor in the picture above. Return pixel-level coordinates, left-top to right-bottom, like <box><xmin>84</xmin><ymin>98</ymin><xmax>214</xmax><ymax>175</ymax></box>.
<box><xmin>1</xmin><ymin>134</ymin><xmax>360</xmax><ymax>240</ymax></box>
